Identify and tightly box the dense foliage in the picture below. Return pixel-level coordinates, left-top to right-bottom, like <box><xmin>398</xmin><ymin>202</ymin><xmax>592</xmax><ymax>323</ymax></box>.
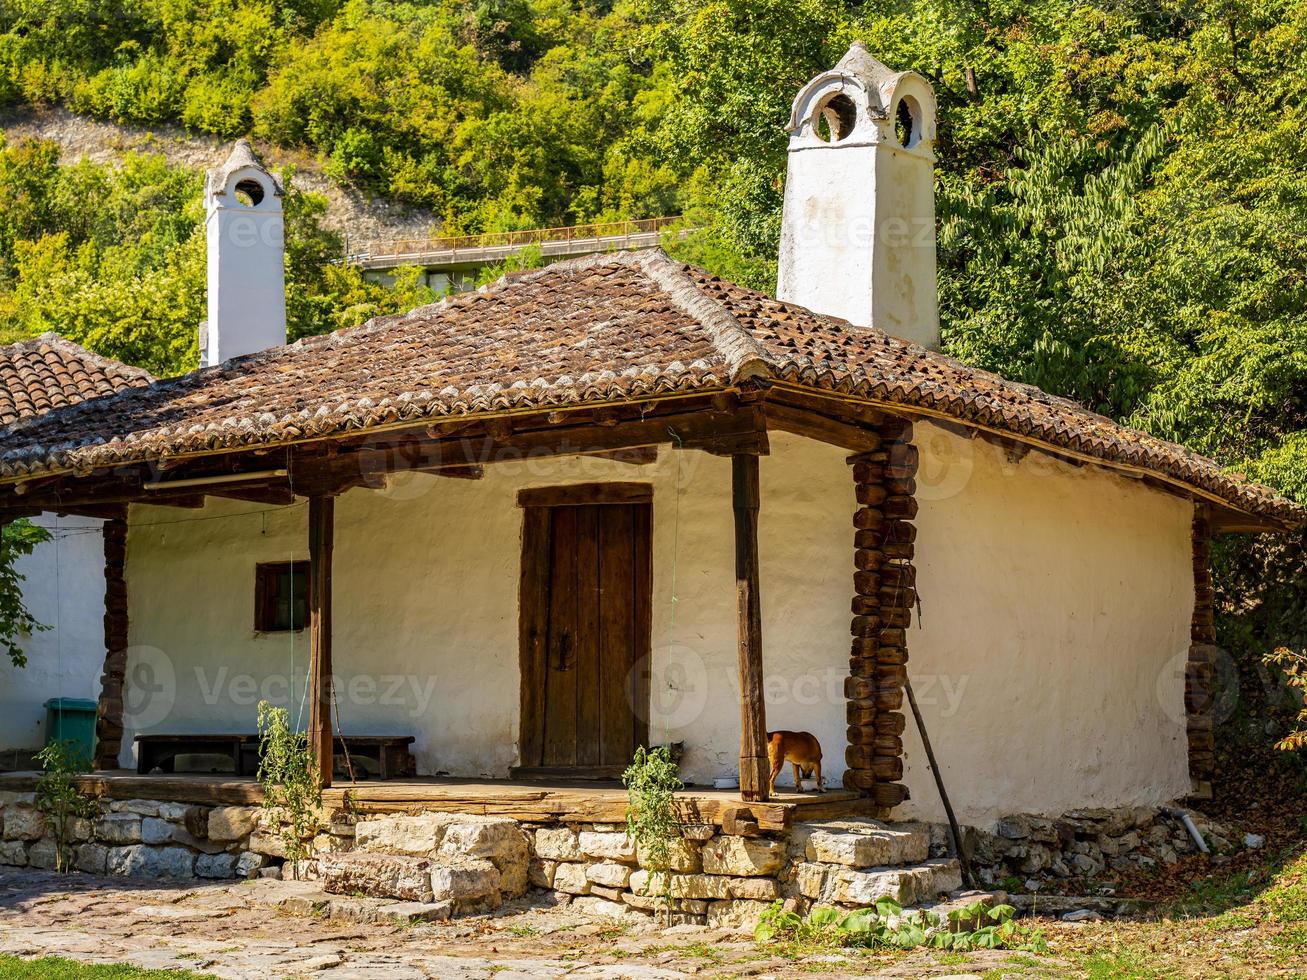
<box><xmin>0</xmin><ymin>519</ymin><xmax>49</xmax><ymax>667</ymax></box>
<box><xmin>0</xmin><ymin>0</ymin><xmax>1301</xmax><ymax>760</ymax></box>
<box><xmin>0</xmin><ymin>139</ymin><xmax>432</xmax><ymax>374</ymax></box>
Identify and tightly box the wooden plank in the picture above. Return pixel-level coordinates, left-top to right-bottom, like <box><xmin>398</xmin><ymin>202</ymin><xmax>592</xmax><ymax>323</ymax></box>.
<box><xmin>307</xmin><ymin>495</ymin><xmax>335</xmax><ymax>788</ymax></box>
<box><xmin>732</xmin><ymin>454</ymin><xmax>769</xmax><ymax>802</ymax></box>
<box><xmin>0</xmin><ymin>771</ymin><xmax>868</xmax><ymax>828</ymax></box>
<box><xmin>575</xmin><ymin>506</ymin><xmax>602</xmax><ymax>768</ymax></box>
<box><xmin>518</xmin><ymin>483</ymin><xmax>653</xmax><ymax>509</ymax></box>
<box><xmin>764</xmin><ymin>402</ymin><xmax>884</xmax><ymax>453</ymax></box>
<box><xmin>517</xmin><ymin>507</ymin><xmax>552</xmax><ymax>770</ymax></box>
<box><xmin>543</xmin><ymin>507</ymin><xmax>579</xmax><ymax>768</ymax></box>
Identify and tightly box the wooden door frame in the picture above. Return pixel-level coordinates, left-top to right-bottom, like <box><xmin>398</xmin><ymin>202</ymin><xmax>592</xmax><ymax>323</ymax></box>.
<box><xmin>515</xmin><ymin>483</ymin><xmax>653</xmax><ymax>778</ymax></box>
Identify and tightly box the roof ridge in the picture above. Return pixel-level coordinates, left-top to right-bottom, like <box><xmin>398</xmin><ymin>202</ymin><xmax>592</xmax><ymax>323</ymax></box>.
<box><xmin>626</xmin><ymin>250</ymin><xmax>776</xmax><ymax>382</ymax></box>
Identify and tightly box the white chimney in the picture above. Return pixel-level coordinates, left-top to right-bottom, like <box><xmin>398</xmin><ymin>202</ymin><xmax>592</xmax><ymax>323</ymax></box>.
<box><xmin>777</xmin><ymin>43</ymin><xmax>939</xmax><ymax>348</ymax></box>
<box><xmin>203</xmin><ymin>139</ymin><xmax>286</xmax><ymax>367</ymax></box>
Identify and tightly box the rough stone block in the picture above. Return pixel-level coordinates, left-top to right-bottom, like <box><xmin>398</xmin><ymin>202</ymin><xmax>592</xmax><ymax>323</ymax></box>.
<box><xmin>429</xmin><ymin>858</ymin><xmax>501</xmax><ymax>907</ymax></box>
<box><xmin>638</xmin><ymin>838</ymin><xmax>701</xmax><ymax>873</ymax></box>
<box><xmin>551</xmin><ymin>862</ymin><xmax>592</xmax><ymax>895</ymax></box>
<box><xmin>630</xmin><ymin>870</ymin><xmax>731</xmax><ymax>901</ymax></box>
<box><xmin>322</xmin><ymin>852</ymin><xmax>436</xmax><ymax>902</ymax></box>
<box><xmin>0</xmin><ymin>840</ymin><xmax>26</xmax><ymax>866</ymax></box>
<box><xmin>701</xmin><ymin>836</ymin><xmax>784</xmax><ymax>876</ymax></box>
<box><xmin>793</xmin><ymin>862</ymin><xmax>828</xmax><ymax>900</ymax></box>
<box><xmin>3</xmin><ymin>807</ymin><xmax>47</xmax><ymax>842</ymax></box>
<box><xmin>112</xmin><ymin>800</ymin><xmax>160</xmax><ymax>817</ymax></box>
<box><xmin>75</xmin><ymin>843</ymin><xmax>108</xmax><ymax>874</ymax></box>
<box><xmin>585</xmin><ymin>861</ymin><xmax>633</xmax><ymax>888</ymax></box>
<box><xmin>195</xmin><ymin>853</ymin><xmax>238</xmax><ymax>879</ymax></box>
<box><xmin>578</xmin><ymin>830</ymin><xmax>637</xmax><ymax>863</ymax></box>
<box><xmin>207</xmin><ymin>806</ymin><xmax>258</xmax><ymax>842</ymax></box>
<box><xmin>726</xmin><ymin>876</ymin><xmax>779</xmax><ymax>900</ymax></box>
<box><xmin>832</xmin><ymin>867</ymin><xmax>917</xmax><ymax>906</ymax></box>
<box><xmin>141</xmin><ymin>817</ymin><xmax>175</xmax><ymax>845</ymax></box>
<box><xmin>68</xmin><ymin>817</ymin><xmax>93</xmax><ymax>843</ymax></box>
<box><xmin>707</xmin><ymin>899</ymin><xmax>772</xmax><ymax>929</ymax></box>
<box><xmin>355</xmin><ymin>814</ymin><xmax>453</xmax><ymax>855</ymax></box>
<box><xmin>247</xmin><ymin>831</ymin><xmax>288</xmax><ymax>858</ymax></box>
<box><xmin>533</xmin><ymin>826</ymin><xmax>582</xmax><ymax>861</ymax></box>
<box><xmin>106</xmin><ymin>845</ymin><xmax>195</xmax><ymax>879</ymax></box>
<box><xmin>571</xmin><ymin>895</ymin><xmax>636</xmax><ymax>920</ymax></box>
<box><xmin>437</xmin><ymin>818</ymin><xmax>529</xmax><ymax>898</ymax></box>
<box><xmin>156</xmin><ymin>802</ymin><xmax>193</xmax><ymax>822</ymax></box>
<box><xmin>528</xmin><ymin>858</ymin><xmax>557</xmax><ymax>889</ymax></box>
<box><xmin>26</xmin><ymin>840</ymin><xmax>58</xmax><ymax>870</ymax></box>
<box><xmin>95</xmin><ymin>813</ymin><xmax>142</xmax><ymax>845</ymax></box>
<box><xmin>235</xmin><ymin>852</ymin><xmax>265</xmax><ymax>877</ymax></box>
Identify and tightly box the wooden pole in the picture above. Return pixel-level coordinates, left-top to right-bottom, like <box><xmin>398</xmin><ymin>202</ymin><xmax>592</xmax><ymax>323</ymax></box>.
<box><xmin>732</xmin><ymin>454</ymin><xmax>769</xmax><ymax>802</ymax></box>
<box><xmin>307</xmin><ymin>494</ymin><xmax>335</xmax><ymax>788</ymax></box>
<box><xmin>94</xmin><ymin>510</ymin><xmax>130</xmax><ymax>771</ymax></box>
<box><xmin>904</xmin><ymin>673</ymin><xmax>973</xmax><ymax>888</ymax></box>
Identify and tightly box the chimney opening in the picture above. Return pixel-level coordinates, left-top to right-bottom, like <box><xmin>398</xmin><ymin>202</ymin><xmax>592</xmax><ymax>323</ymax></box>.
<box><xmin>234</xmin><ymin>178</ymin><xmax>266</xmax><ymax>207</ymax></box>
<box><xmin>894</xmin><ymin>96</ymin><xmax>921</xmax><ymax>148</ymax></box>
<box><xmin>814</xmin><ymin>92</ymin><xmax>858</xmax><ymax>143</ymax></box>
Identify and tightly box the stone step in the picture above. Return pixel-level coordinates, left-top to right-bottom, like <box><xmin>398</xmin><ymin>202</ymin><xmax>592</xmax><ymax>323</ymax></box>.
<box><xmin>798</xmin><ymin>857</ymin><xmax>963</xmax><ymax>907</ymax></box>
<box><xmin>320</xmin><ymin>851</ymin><xmax>505</xmax><ymax>915</ymax></box>
<box><xmin>791</xmin><ymin>819</ymin><xmax>931</xmax><ymax>869</ymax></box>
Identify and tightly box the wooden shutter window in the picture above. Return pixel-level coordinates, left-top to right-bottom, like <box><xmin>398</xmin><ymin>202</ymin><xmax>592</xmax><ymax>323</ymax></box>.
<box><xmin>255</xmin><ymin>561</ymin><xmax>309</xmax><ymax>632</ymax></box>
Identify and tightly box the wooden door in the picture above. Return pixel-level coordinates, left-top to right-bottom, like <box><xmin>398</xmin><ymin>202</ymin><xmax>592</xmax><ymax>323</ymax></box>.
<box><xmin>517</xmin><ymin>484</ymin><xmax>652</xmax><ymax>777</ymax></box>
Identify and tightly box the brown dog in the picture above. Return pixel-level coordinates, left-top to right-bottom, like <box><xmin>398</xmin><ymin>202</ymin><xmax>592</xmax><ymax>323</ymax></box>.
<box><xmin>766</xmin><ymin>730</ymin><xmax>824</xmax><ymax>795</ymax></box>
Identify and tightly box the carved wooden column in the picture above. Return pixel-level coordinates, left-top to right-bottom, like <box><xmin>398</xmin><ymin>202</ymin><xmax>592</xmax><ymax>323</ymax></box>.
<box><xmin>1187</xmin><ymin>507</ymin><xmax>1216</xmax><ymax>798</ymax></box>
<box><xmin>732</xmin><ymin>453</ymin><xmax>769</xmax><ymax>802</ymax></box>
<box><xmin>844</xmin><ymin>419</ymin><xmax>916</xmax><ymax>809</ymax></box>
<box><xmin>307</xmin><ymin>494</ymin><xmax>336</xmax><ymax>788</ymax></box>
<box><xmin>94</xmin><ymin>510</ymin><xmax>129</xmax><ymax>770</ymax></box>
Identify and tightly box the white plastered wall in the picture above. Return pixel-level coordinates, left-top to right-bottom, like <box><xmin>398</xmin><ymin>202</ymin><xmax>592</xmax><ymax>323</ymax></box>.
<box><xmin>120</xmin><ymin>426</ymin><xmax>1192</xmax><ymax>822</ymax></box>
<box><xmin>0</xmin><ymin>515</ymin><xmax>106</xmax><ymax>757</ymax></box>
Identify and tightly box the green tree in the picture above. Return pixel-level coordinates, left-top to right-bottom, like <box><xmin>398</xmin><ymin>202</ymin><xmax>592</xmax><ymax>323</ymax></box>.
<box><xmin>1</xmin><ymin>519</ymin><xmax>51</xmax><ymax>668</ymax></box>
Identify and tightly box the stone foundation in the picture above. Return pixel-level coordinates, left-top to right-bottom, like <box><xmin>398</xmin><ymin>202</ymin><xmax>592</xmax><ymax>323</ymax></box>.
<box><xmin>0</xmin><ymin>791</ymin><xmax>1236</xmax><ymax>926</ymax></box>
<box><xmin>944</xmin><ymin>806</ymin><xmax>1234</xmax><ymax>886</ymax></box>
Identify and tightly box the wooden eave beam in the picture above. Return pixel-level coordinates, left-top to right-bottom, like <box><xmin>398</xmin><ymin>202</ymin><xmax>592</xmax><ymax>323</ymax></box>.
<box><xmin>0</xmin><ymin>398</ymin><xmax>768</xmax><ymax>513</ymax></box>
<box><xmin>762</xmin><ymin>401</ymin><xmax>883</xmax><ymax>454</ymax></box>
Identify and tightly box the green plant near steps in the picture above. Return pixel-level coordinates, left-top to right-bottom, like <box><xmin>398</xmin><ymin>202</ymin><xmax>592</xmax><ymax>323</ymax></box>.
<box><xmin>255</xmin><ymin>700</ymin><xmax>321</xmax><ymax>879</ymax></box>
<box><xmin>755</xmin><ymin>898</ymin><xmax>1047</xmax><ymax>953</ymax></box>
<box><xmin>33</xmin><ymin>740</ymin><xmax>99</xmax><ymax>874</ymax></box>
<box><xmin>623</xmin><ymin>746</ymin><xmax>683</xmax><ymax>924</ymax></box>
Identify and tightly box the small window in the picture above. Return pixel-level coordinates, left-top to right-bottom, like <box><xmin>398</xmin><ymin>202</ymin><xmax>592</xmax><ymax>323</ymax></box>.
<box><xmin>255</xmin><ymin>562</ymin><xmax>308</xmax><ymax>632</ymax></box>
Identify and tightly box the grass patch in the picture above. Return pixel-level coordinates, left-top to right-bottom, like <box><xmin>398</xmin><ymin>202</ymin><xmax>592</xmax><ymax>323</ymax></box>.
<box><xmin>0</xmin><ymin>957</ymin><xmax>215</xmax><ymax>979</ymax></box>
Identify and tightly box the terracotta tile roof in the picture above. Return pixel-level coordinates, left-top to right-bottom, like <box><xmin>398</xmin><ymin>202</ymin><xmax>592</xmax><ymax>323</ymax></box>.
<box><xmin>0</xmin><ymin>251</ymin><xmax>1299</xmax><ymax>527</ymax></box>
<box><xmin>0</xmin><ymin>333</ymin><xmax>154</xmax><ymax>427</ymax></box>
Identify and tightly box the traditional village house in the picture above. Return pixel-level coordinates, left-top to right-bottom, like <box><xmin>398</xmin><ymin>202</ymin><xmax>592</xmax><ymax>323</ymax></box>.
<box><xmin>0</xmin><ymin>45</ymin><xmax>1300</xmax><ymax>908</ymax></box>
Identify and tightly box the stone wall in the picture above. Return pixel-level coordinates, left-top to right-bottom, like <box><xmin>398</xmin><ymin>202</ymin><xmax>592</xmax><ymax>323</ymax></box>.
<box><xmin>0</xmin><ymin>791</ymin><xmax>270</xmax><ymax>879</ymax></box>
<box><xmin>945</xmin><ymin>806</ymin><xmax>1233</xmax><ymax>886</ymax></box>
<box><xmin>0</xmin><ymin>791</ymin><xmax>1234</xmax><ymax>927</ymax></box>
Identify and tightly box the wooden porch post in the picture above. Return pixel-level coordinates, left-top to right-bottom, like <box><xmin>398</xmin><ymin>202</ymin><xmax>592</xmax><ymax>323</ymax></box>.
<box><xmin>94</xmin><ymin>509</ymin><xmax>129</xmax><ymax>771</ymax></box>
<box><xmin>732</xmin><ymin>453</ymin><xmax>769</xmax><ymax>802</ymax></box>
<box><xmin>307</xmin><ymin>494</ymin><xmax>335</xmax><ymax>788</ymax></box>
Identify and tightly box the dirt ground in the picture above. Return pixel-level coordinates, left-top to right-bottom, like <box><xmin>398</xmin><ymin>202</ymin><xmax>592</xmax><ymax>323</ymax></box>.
<box><xmin>0</xmin><ymin>869</ymin><xmax>1066</xmax><ymax>979</ymax></box>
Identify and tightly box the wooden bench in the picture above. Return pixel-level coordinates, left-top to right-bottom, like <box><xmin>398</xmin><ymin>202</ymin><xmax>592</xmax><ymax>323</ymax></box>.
<box><xmin>134</xmin><ymin>734</ymin><xmax>416</xmax><ymax>779</ymax></box>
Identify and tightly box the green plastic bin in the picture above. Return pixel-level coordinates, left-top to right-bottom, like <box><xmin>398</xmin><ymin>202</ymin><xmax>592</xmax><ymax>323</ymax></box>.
<box><xmin>43</xmin><ymin>697</ymin><xmax>98</xmax><ymax>767</ymax></box>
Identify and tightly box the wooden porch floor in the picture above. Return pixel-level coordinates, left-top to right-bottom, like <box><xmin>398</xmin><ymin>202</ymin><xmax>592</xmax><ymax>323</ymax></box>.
<box><xmin>0</xmin><ymin>771</ymin><xmax>879</xmax><ymax>831</ymax></box>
